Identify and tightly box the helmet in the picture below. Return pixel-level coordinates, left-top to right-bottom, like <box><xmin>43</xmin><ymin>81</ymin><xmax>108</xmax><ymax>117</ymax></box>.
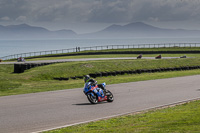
<box><xmin>84</xmin><ymin>75</ymin><xmax>90</xmax><ymax>83</ymax></box>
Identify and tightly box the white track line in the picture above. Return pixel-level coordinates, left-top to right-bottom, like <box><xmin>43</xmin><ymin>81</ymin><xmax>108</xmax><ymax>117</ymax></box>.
<box><xmin>34</xmin><ymin>97</ymin><xmax>200</xmax><ymax>133</ymax></box>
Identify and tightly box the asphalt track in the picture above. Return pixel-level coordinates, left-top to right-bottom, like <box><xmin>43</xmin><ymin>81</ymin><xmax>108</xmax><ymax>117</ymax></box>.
<box><xmin>0</xmin><ymin>57</ymin><xmax>180</xmax><ymax>64</ymax></box>
<box><xmin>0</xmin><ymin>75</ymin><xmax>200</xmax><ymax>133</ymax></box>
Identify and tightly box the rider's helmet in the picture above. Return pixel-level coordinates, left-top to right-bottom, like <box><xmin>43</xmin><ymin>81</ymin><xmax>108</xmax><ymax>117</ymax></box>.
<box><xmin>84</xmin><ymin>75</ymin><xmax>90</xmax><ymax>83</ymax></box>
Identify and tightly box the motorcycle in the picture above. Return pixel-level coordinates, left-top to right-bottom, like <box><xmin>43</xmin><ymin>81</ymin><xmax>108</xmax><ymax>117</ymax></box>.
<box><xmin>17</xmin><ymin>57</ymin><xmax>25</xmax><ymax>62</ymax></box>
<box><xmin>83</xmin><ymin>82</ymin><xmax>114</xmax><ymax>104</ymax></box>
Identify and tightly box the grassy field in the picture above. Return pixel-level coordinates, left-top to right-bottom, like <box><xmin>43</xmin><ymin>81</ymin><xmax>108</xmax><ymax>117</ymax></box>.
<box><xmin>45</xmin><ymin>100</ymin><xmax>200</xmax><ymax>133</ymax></box>
<box><xmin>22</xmin><ymin>54</ymin><xmax>200</xmax><ymax>61</ymax></box>
<box><xmin>4</xmin><ymin>47</ymin><xmax>200</xmax><ymax>62</ymax></box>
<box><xmin>26</xmin><ymin>58</ymin><xmax>200</xmax><ymax>80</ymax></box>
<box><xmin>100</xmin><ymin>47</ymin><xmax>200</xmax><ymax>51</ymax></box>
<box><xmin>1</xmin><ymin>58</ymin><xmax>200</xmax><ymax>96</ymax></box>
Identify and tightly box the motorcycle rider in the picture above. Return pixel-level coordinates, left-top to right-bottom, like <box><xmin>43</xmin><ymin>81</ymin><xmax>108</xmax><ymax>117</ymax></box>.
<box><xmin>84</xmin><ymin>75</ymin><xmax>106</xmax><ymax>91</ymax></box>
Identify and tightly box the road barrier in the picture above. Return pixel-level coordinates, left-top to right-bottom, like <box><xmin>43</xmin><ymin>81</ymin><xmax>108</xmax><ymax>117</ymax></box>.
<box><xmin>14</xmin><ymin>63</ymin><xmax>56</xmax><ymax>73</ymax></box>
<box><xmin>1</xmin><ymin>43</ymin><xmax>200</xmax><ymax>60</ymax></box>
<box><xmin>53</xmin><ymin>66</ymin><xmax>200</xmax><ymax>80</ymax></box>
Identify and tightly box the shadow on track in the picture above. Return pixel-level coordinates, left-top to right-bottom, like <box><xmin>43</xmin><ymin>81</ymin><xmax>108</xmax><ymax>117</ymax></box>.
<box><xmin>72</xmin><ymin>103</ymin><xmax>92</xmax><ymax>106</ymax></box>
<box><xmin>73</xmin><ymin>102</ymin><xmax>107</xmax><ymax>106</ymax></box>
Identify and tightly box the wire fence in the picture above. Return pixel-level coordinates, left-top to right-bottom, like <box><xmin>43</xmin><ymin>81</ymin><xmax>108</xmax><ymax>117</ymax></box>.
<box><xmin>1</xmin><ymin>43</ymin><xmax>200</xmax><ymax>60</ymax></box>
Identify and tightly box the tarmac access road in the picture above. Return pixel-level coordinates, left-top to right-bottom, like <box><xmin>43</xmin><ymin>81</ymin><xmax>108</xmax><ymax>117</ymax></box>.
<box><xmin>0</xmin><ymin>75</ymin><xmax>200</xmax><ymax>133</ymax></box>
<box><xmin>0</xmin><ymin>57</ymin><xmax>180</xmax><ymax>64</ymax></box>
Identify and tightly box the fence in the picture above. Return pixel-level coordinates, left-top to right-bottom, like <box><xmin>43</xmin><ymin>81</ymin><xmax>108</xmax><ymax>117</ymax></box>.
<box><xmin>1</xmin><ymin>43</ymin><xmax>200</xmax><ymax>60</ymax></box>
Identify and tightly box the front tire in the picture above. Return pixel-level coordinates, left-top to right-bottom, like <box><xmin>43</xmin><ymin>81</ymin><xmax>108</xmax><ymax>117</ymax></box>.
<box><xmin>106</xmin><ymin>90</ymin><xmax>114</xmax><ymax>102</ymax></box>
<box><xmin>87</xmin><ymin>92</ymin><xmax>98</xmax><ymax>104</ymax></box>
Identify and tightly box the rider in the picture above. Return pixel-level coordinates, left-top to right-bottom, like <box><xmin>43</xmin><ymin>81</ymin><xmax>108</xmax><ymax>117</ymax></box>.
<box><xmin>84</xmin><ymin>75</ymin><xmax>106</xmax><ymax>91</ymax></box>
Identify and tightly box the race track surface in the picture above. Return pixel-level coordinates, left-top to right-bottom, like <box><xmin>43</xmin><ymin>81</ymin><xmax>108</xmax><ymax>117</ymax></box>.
<box><xmin>0</xmin><ymin>75</ymin><xmax>200</xmax><ymax>133</ymax></box>
<box><xmin>0</xmin><ymin>57</ymin><xmax>180</xmax><ymax>64</ymax></box>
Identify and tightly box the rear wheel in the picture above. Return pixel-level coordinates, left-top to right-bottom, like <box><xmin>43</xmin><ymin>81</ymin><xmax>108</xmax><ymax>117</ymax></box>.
<box><xmin>87</xmin><ymin>92</ymin><xmax>98</xmax><ymax>104</ymax></box>
<box><xmin>106</xmin><ymin>90</ymin><xmax>114</xmax><ymax>102</ymax></box>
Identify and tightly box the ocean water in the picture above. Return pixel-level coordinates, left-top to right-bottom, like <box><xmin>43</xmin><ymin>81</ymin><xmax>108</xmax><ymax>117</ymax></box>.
<box><xmin>0</xmin><ymin>38</ymin><xmax>200</xmax><ymax>58</ymax></box>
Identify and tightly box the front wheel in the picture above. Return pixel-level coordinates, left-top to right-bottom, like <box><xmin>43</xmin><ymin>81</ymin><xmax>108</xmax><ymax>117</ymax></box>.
<box><xmin>106</xmin><ymin>90</ymin><xmax>114</xmax><ymax>102</ymax></box>
<box><xmin>87</xmin><ymin>92</ymin><xmax>98</xmax><ymax>104</ymax></box>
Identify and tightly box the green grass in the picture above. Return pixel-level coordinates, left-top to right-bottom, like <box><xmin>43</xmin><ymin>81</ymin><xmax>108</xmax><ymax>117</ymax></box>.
<box><xmin>1</xmin><ymin>58</ymin><xmax>200</xmax><ymax>96</ymax></box>
<box><xmin>103</xmin><ymin>47</ymin><xmax>200</xmax><ymax>51</ymax></box>
<box><xmin>4</xmin><ymin>47</ymin><xmax>200</xmax><ymax>62</ymax></box>
<box><xmin>20</xmin><ymin>54</ymin><xmax>200</xmax><ymax>61</ymax></box>
<box><xmin>1</xmin><ymin>69</ymin><xmax>200</xmax><ymax>96</ymax></box>
<box><xmin>45</xmin><ymin>100</ymin><xmax>200</xmax><ymax>133</ymax></box>
<box><xmin>28</xmin><ymin>58</ymin><xmax>200</xmax><ymax>80</ymax></box>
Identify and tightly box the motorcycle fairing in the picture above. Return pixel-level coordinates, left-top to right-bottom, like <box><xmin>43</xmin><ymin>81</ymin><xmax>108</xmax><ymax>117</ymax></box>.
<box><xmin>84</xmin><ymin>82</ymin><xmax>106</xmax><ymax>99</ymax></box>
<box><xmin>98</xmin><ymin>96</ymin><xmax>107</xmax><ymax>102</ymax></box>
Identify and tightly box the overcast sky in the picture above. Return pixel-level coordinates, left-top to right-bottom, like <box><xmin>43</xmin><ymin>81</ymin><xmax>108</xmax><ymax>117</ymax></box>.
<box><xmin>0</xmin><ymin>0</ymin><xmax>200</xmax><ymax>33</ymax></box>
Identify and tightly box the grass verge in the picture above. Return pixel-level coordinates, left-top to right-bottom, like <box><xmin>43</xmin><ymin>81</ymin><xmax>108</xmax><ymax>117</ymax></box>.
<box><xmin>24</xmin><ymin>58</ymin><xmax>200</xmax><ymax>80</ymax></box>
<box><xmin>4</xmin><ymin>47</ymin><xmax>200</xmax><ymax>61</ymax></box>
<box><xmin>22</xmin><ymin>54</ymin><xmax>200</xmax><ymax>61</ymax></box>
<box><xmin>1</xmin><ymin>57</ymin><xmax>200</xmax><ymax>96</ymax></box>
<box><xmin>45</xmin><ymin>100</ymin><xmax>200</xmax><ymax>133</ymax></box>
<box><xmin>0</xmin><ymin>63</ymin><xmax>200</xmax><ymax>96</ymax></box>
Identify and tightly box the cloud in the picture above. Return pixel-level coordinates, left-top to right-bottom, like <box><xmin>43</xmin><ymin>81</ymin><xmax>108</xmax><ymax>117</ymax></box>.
<box><xmin>0</xmin><ymin>0</ymin><xmax>29</xmax><ymax>21</ymax></box>
<box><xmin>16</xmin><ymin>16</ymin><xmax>27</xmax><ymax>22</ymax></box>
<box><xmin>87</xmin><ymin>0</ymin><xmax>200</xmax><ymax>23</ymax></box>
<box><xmin>131</xmin><ymin>0</ymin><xmax>193</xmax><ymax>22</ymax></box>
<box><xmin>25</xmin><ymin>0</ymin><xmax>96</xmax><ymax>22</ymax></box>
<box><xmin>87</xmin><ymin>0</ymin><xmax>132</xmax><ymax>23</ymax></box>
<box><xmin>1</xmin><ymin>0</ymin><xmax>200</xmax><ymax>25</ymax></box>
<box><xmin>1</xmin><ymin>16</ymin><xmax>10</xmax><ymax>21</ymax></box>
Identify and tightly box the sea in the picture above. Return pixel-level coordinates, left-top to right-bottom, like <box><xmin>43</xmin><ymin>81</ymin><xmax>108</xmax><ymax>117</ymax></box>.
<box><xmin>1</xmin><ymin>37</ymin><xmax>200</xmax><ymax>58</ymax></box>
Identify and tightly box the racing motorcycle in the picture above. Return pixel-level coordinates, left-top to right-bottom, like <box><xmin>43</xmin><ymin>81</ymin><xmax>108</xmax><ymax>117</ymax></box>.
<box><xmin>83</xmin><ymin>82</ymin><xmax>114</xmax><ymax>104</ymax></box>
<box><xmin>17</xmin><ymin>57</ymin><xmax>25</xmax><ymax>62</ymax></box>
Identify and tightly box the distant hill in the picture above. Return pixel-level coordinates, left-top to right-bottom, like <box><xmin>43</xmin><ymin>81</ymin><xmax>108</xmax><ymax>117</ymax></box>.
<box><xmin>1</xmin><ymin>22</ymin><xmax>200</xmax><ymax>39</ymax></box>
<box><xmin>81</xmin><ymin>22</ymin><xmax>200</xmax><ymax>38</ymax></box>
<box><xmin>0</xmin><ymin>24</ymin><xmax>77</xmax><ymax>39</ymax></box>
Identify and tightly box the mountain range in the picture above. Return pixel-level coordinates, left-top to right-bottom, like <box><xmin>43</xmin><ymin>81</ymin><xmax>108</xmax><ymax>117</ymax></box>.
<box><xmin>0</xmin><ymin>24</ymin><xmax>77</xmax><ymax>39</ymax></box>
<box><xmin>84</xmin><ymin>22</ymin><xmax>200</xmax><ymax>38</ymax></box>
<box><xmin>0</xmin><ymin>22</ymin><xmax>200</xmax><ymax>39</ymax></box>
